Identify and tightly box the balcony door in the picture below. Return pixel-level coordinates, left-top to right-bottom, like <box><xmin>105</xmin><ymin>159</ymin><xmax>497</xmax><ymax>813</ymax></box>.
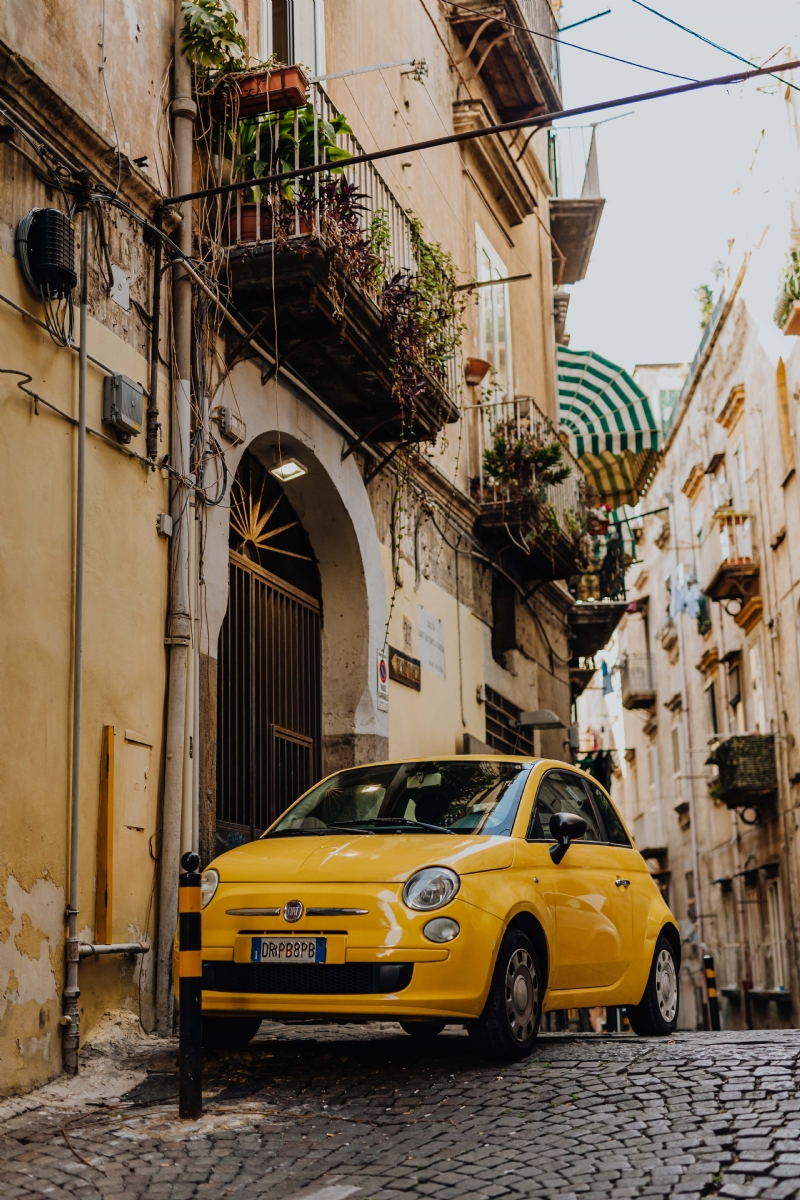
<box><xmin>260</xmin><ymin>0</ymin><xmax>326</xmax><ymax>74</ymax></box>
<box><xmin>216</xmin><ymin>451</ymin><xmax>321</xmax><ymax>854</ymax></box>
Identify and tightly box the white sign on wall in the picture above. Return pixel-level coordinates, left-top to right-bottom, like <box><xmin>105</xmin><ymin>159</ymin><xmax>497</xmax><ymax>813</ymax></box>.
<box><xmin>377</xmin><ymin>649</ymin><xmax>389</xmax><ymax>712</ymax></box>
<box><xmin>418</xmin><ymin>606</ymin><xmax>446</xmax><ymax>679</ymax></box>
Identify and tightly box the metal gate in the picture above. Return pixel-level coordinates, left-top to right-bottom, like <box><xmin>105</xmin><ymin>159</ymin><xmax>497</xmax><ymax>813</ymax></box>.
<box><xmin>216</xmin><ymin>549</ymin><xmax>321</xmax><ymax>852</ymax></box>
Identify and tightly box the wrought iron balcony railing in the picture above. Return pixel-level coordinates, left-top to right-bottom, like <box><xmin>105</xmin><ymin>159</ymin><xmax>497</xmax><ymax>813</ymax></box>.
<box><xmin>470</xmin><ymin>395</ymin><xmax>587</xmax><ymax>581</ymax></box>
<box><xmin>707</xmin><ymin>734</ymin><xmax>777</xmax><ymax>808</ymax></box>
<box><xmin>621</xmin><ymin>654</ymin><xmax>656</xmax><ymax>710</ymax></box>
<box><xmin>205</xmin><ymin>82</ymin><xmax>460</xmax><ymax>442</ymax></box>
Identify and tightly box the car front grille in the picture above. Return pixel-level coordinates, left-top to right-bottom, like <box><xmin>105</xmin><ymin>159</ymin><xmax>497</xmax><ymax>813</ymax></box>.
<box><xmin>203</xmin><ymin>961</ymin><xmax>414</xmax><ymax>996</ymax></box>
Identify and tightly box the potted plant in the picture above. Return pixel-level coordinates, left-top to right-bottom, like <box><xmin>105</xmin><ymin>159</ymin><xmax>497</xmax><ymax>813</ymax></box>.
<box><xmin>211</xmin><ymin>64</ymin><xmax>310</xmax><ymax>122</ymax></box>
<box><xmin>774</xmin><ymin>249</ymin><xmax>800</xmax><ymax>335</ymax></box>
<box><xmin>223</xmin><ymin>105</ymin><xmax>355</xmax><ymax>245</ymax></box>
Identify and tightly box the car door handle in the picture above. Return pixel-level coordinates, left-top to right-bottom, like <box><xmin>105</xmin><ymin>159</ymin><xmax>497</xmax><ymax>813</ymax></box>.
<box><xmin>615</xmin><ymin>878</ymin><xmax>631</xmax><ymax>887</ymax></box>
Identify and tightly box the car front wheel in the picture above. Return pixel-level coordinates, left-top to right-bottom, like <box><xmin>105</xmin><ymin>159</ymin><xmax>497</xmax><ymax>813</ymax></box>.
<box><xmin>627</xmin><ymin>933</ymin><xmax>680</xmax><ymax>1036</ymax></box>
<box><xmin>468</xmin><ymin>928</ymin><xmax>542</xmax><ymax>1060</ymax></box>
<box><xmin>202</xmin><ymin>1016</ymin><xmax>262</xmax><ymax>1051</ymax></box>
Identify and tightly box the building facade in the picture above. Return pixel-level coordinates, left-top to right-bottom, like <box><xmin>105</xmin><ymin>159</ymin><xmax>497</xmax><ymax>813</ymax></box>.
<box><xmin>1</xmin><ymin>0</ymin><xmax>610</xmax><ymax>1093</ymax></box>
<box><xmin>596</xmin><ymin>69</ymin><xmax>800</xmax><ymax>1029</ymax></box>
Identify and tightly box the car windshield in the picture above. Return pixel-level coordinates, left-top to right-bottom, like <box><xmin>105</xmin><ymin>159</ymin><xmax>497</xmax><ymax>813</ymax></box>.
<box><xmin>267</xmin><ymin>760</ymin><xmax>532</xmax><ymax>837</ymax></box>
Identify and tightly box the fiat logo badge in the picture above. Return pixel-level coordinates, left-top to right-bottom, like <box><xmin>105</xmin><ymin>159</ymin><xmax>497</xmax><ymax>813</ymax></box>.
<box><xmin>283</xmin><ymin>899</ymin><xmax>304</xmax><ymax>923</ymax></box>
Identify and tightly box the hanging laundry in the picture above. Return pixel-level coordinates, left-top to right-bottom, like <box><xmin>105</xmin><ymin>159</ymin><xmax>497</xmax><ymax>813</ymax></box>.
<box><xmin>601</xmin><ymin>661</ymin><xmax>614</xmax><ymax>696</ymax></box>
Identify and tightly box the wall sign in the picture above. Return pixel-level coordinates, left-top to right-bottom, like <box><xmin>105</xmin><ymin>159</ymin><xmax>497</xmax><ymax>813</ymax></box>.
<box><xmin>377</xmin><ymin>649</ymin><xmax>389</xmax><ymax>712</ymax></box>
<box><xmin>418</xmin><ymin>606</ymin><xmax>446</xmax><ymax>679</ymax></box>
<box><xmin>389</xmin><ymin>646</ymin><xmax>421</xmax><ymax>690</ymax></box>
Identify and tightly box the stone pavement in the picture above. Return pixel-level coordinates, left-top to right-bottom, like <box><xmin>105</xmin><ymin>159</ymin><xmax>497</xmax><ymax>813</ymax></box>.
<box><xmin>2</xmin><ymin>1020</ymin><xmax>800</xmax><ymax>1200</ymax></box>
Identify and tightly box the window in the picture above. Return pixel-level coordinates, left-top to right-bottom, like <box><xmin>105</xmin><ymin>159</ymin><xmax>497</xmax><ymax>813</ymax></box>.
<box><xmin>271</xmin><ymin>759</ymin><xmax>531</xmax><ymax>837</ymax></box>
<box><xmin>685</xmin><ymin>869</ymin><xmax>696</xmax><ymax>922</ymax></box>
<box><xmin>705</xmin><ymin>681</ymin><xmax>719</xmax><ymax>737</ymax></box>
<box><xmin>648</xmin><ymin>743</ymin><xmax>661</xmax><ymax>804</ymax></box>
<box><xmin>710</xmin><ymin>459</ymin><xmax>729</xmax><ymax>511</ymax></box>
<box><xmin>583</xmin><ymin>779</ymin><xmax>631</xmax><ymax>845</ymax></box>
<box><xmin>671</xmin><ymin>725</ymin><xmax>682</xmax><ymax>779</ymax></box>
<box><xmin>659</xmin><ymin>389</ymin><xmax>679</xmax><ymax>433</ymax></box>
<box><xmin>732</xmin><ymin>438</ymin><xmax>748</xmax><ymax>511</ymax></box>
<box><xmin>749</xmin><ymin>643</ymin><xmax>766</xmax><ymax>732</ymax></box>
<box><xmin>528</xmin><ymin>770</ymin><xmax>604</xmax><ymax>842</ymax></box>
<box><xmin>765</xmin><ymin>877</ymin><xmax>787</xmax><ymax>990</ymax></box>
<box><xmin>261</xmin><ymin>0</ymin><xmax>326</xmax><ymax>73</ymax></box>
<box><xmin>476</xmin><ymin>225</ymin><xmax>512</xmax><ymax>402</ymax></box>
<box><xmin>491</xmin><ymin>576</ymin><xmax>516</xmax><ymax>664</ymax></box>
<box><xmin>484</xmin><ymin>687</ymin><xmax>534</xmax><ymax>756</ymax></box>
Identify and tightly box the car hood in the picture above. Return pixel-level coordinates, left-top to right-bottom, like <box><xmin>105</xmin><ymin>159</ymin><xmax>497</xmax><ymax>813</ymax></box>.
<box><xmin>212</xmin><ymin>833</ymin><xmax>515</xmax><ymax>883</ymax></box>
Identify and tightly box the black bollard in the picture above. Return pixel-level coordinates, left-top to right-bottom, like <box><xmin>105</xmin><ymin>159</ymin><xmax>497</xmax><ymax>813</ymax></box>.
<box><xmin>179</xmin><ymin>850</ymin><xmax>203</xmax><ymax>1118</ymax></box>
<box><xmin>704</xmin><ymin>952</ymin><xmax>721</xmax><ymax>1031</ymax></box>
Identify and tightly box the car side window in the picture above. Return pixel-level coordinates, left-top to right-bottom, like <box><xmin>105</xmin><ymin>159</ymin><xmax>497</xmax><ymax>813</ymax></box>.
<box><xmin>583</xmin><ymin>779</ymin><xmax>632</xmax><ymax>847</ymax></box>
<box><xmin>527</xmin><ymin>770</ymin><xmax>604</xmax><ymax>842</ymax></box>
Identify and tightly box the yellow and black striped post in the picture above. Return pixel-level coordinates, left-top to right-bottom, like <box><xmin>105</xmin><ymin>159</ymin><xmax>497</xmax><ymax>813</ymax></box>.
<box><xmin>179</xmin><ymin>850</ymin><xmax>202</xmax><ymax>1118</ymax></box>
<box><xmin>703</xmin><ymin>952</ymin><xmax>721</xmax><ymax>1031</ymax></box>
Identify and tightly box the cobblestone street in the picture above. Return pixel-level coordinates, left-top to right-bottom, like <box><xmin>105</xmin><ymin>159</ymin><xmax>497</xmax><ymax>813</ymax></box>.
<box><xmin>2</xmin><ymin>1022</ymin><xmax>800</xmax><ymax>1200</ymax></box>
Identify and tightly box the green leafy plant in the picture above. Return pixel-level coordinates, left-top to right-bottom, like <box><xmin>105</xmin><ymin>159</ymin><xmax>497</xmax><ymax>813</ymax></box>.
<box><xmin>181</xmin><ymin>0</ymin><xmax>247</xmax><ymax>72</ymax></box>
<box><xmin>240</xmin><ymin>105</ymin><xmax>354</xmax><ymax>203</ymax></box>
<box><xmin>774</xmin><ymin>249</ymin><xmax>800</xmax><ymax>329</ymax></box>
<box><xmin>483</xmin><ymin>423</ymin><xmax>571</xmax><ymax>494</ymax></box>
<box><xmin>696</xmin><ymin>283</ymin><xmax>714</xmax><ymax>331</ymax></box>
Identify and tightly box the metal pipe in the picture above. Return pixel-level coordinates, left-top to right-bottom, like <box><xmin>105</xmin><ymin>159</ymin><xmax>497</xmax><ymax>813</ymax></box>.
<box><xmin>155</xmin><ymin>0</ymin><xmax>196</xmax><ymax>1034</ymax></box>
<box><xmin>147</xmin><ymin>209</ymin><xmax>163</xmax><ymax>459</ymax></box>
<box><xmin>63</xmin><ymin>208</ymin><xmax>90</xmax><ymax>1075</ymax></box>
<box><xmin>79</xmin><ymin>942</ymin><xmax>150</xmax><ymax>958</ymax></box>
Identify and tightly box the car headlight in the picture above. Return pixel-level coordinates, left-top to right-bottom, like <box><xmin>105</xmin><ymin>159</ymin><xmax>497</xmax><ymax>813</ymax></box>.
<box><xmin>200</xmin><ymin>868</ymin><xmax>219</xmax><ymax>909</ymax></box>
<box><xmin>423</xmin><ymin>917</ymin><xmax>460</xmax><ymax>943</ymax></box>
<box><xmin>402</xmin><ymin>867</ymin><xmax>460</xmax><ymax>911</ymax></box>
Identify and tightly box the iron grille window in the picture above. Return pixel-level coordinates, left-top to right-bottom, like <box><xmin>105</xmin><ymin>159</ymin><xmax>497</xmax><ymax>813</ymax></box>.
<box><xmin>484</xmin><ymin>686</ymin><xmax>534</xmax><ymax>756</ymax></box>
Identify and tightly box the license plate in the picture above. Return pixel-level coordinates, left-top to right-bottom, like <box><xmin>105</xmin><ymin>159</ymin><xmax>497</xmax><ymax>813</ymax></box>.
<box><xmin>251</xmin><ymin>937</ymin><xmax>326</xmax><ymax>964</ymax></box>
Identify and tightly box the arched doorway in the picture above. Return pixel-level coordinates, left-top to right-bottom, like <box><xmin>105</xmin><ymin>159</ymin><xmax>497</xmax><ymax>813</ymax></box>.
<box><xmin>215</xmin><ymin>449</ymin><xmax>322</xmax><ymax>853</ymax></box>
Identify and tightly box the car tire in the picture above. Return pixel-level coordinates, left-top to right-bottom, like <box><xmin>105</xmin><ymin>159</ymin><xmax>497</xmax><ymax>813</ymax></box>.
<box><xmin>399</xmin><ymin>1020</ymin><xmax>447</xmax><ymax>1042</ymax></box>
<box><xmin>202</xmin><ymin>1016</ymin><xmax>262</xmax><ymax>1052</ymax></box>
<box><xmin>468</xmin><ymin>928</ymin><xmax>542</xmax><ymax>1061</ymax></box>
<box><xmin>627</xmin><ymin>933</ymin><xmax>680</xmax><ymax>1037</ymax></box>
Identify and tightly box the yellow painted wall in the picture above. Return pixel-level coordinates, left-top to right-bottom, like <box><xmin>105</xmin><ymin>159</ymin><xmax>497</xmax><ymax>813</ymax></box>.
<box><xmin>380</xmin><ymin>545</ymin><xmax>486</xmax><ymax>759</ymax></box>
<box><xmin>0</xmin><ymin>250</ymin><xmax>169</xmax><ymax>1094</ymax></box>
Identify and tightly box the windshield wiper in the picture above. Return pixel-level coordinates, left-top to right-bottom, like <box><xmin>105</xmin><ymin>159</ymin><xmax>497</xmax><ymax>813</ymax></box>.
<box><xmin>266</xmin><ymin>824</ymin><xmax>376</xmax><ymax>838</ymax></box>
<box><xmin>344</xmin><ymin>817</ymin><xmax>456</xmax><ymax>835</ymax></box>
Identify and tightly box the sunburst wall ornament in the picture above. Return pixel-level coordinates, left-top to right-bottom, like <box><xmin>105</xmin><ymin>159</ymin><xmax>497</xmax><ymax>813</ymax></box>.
<box><xmin>230</xmin><ymin>475</ymin><xmax>312</xmax><ymax>563</ymax></box>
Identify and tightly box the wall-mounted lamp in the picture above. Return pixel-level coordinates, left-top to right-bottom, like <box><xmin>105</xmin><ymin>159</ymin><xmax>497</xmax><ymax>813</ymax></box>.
<box><xmin>269</xmin><ymin>458</ymin><xmax>307</xmax><ymax>482</ymax></box>
<box><xmin>511</xmin><ymin>709</ymin><xmax>566</xmax><ymax>730</ymax></box>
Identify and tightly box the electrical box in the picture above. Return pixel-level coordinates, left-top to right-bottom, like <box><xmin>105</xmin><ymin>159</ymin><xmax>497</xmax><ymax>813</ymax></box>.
<box><xmin>216</xmin><ymin>406</ymin><xmax>246</xmax><ymax>445</ymax></box>
<box><xmin>156</xmin><ymin>512</ymin><xmax>173</xmax><ymax>538</ymax></box>
<box><xmin>103</xmin><ymin>373</ymin><xmax>143</xmax><ymax>443</ymax></box>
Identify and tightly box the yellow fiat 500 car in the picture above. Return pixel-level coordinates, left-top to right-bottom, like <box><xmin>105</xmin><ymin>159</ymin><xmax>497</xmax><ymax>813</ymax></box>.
<box><xmin>195</xmin><ymin>757</ymin><xmax>680</xmax><ymax>1059</ymax></box>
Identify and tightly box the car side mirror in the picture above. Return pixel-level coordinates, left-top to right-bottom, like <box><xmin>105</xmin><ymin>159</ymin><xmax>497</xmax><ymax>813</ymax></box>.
<box><xmin>549</xmin><ymin>811</ymin><xmax>587</xmax><ymax>864</ymax></box>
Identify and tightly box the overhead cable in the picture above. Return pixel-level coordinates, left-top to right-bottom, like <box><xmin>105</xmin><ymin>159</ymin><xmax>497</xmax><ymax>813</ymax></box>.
<box><xmin>630</xmin><ymin>0</ymin><xmax>800</xmax><ymax>94</ymax></box>
<box><xmin>446</xmin><ymin>0</ymin><xmax>695</xmax><ymax>80</ymax></box>
<box><xmin>162</xmin><ymin>58</ymin><xmax>800</xmax><ymax>206</ymax></box>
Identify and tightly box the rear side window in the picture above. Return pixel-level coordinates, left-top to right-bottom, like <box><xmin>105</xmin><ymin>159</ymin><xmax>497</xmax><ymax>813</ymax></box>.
<box><xmin>583</xmin><ymin>780</ymin><xmax>631</xmax><ymax>846</ymax></box>
<box><xmin>528</xmin><ymin>770</ymin><xmax>604</xmax><ymax>842</ymax></box>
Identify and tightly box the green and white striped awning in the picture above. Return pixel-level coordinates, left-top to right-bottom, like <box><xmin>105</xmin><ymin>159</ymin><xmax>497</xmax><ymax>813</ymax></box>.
<box><xmin>557</xmin><ymin>346</ymin><xmax>660</xmax><ymax>508</ymax></box>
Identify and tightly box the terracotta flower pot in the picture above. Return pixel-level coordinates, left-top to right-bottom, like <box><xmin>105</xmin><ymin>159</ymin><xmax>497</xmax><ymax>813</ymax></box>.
<box><xmin>211</xmin><ymin>65</ymin><xmax>310</xmax><ymax>121</ymax></box>
<box><xmin>464</xmin><ymin>356</ymin><xmax>491</xmax><ymax>386</ymax></box>
<box><xmin>226</xmin><ymin>203</ymin><xmax>314</xmax><ymax>245</ymax></box>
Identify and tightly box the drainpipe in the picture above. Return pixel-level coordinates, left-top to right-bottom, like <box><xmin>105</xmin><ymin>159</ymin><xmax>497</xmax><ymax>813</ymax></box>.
<box><xmin>62</xmin><ymin>207</ymin><xmax>90</xmax><ymax>1074</ymax></box>
<box><xmin>155</xmin><ymin>0</ymin><xmax>197</xmax><ymax>1033</ymax></box>
<box><xmin>667</xmin><ymin>490</ymin><xmax>706</xmax><ymax>1021</ymax></box>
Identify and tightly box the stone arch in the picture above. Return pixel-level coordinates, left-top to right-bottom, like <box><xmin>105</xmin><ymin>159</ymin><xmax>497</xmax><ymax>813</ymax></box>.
<box><xmin>199</xmin><ymin>361</ymin><xmax>389</xmax><ymax>858</ymax></box>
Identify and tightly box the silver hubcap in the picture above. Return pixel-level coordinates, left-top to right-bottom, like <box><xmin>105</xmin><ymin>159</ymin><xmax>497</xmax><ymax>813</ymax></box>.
<box><xmin>655</xmin><ymin>948</ymin><xmax>677</xmax><ymax>1022</ymax></box>
<box><xmin>504</xmin><ymin>948</ymin><xmax>538</xmax><ymax>1043</ymax></box>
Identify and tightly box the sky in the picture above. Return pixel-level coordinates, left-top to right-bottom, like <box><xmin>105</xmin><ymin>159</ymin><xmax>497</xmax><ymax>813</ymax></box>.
<box><xmin>556</xmin><ymin>0</ymin><xmax>800</xmax><ymax>370</ymax></box>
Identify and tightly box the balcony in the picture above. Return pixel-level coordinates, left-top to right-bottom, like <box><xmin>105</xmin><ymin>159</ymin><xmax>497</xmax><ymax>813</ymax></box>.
<box><xmin>702</xmin><ymin>510</ymin><xmax>760</xmax><ymax>603</ymax></box>
<box><xmin>621</xmin><ymin>654</ymin><xmax>656</xmax><ymax>710</ymax></box>
<box><xmin>470</xmin><ymin>396</ymin><xmax>587</xmax><ymax>582</ymax></box>
<box><xmin>448</xmin><ymin>0</ymin><xmax>562</xmax><ymax>121</ymax></box>
<box><xmin>214</xmin><ymin>84</ymin><xmax>460</xmax><ymax>444</ymax></box>
<box><xmin>707</xmin><ymin>734</ymin><xmax>777</xmax><ymax>809</ymax></box>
